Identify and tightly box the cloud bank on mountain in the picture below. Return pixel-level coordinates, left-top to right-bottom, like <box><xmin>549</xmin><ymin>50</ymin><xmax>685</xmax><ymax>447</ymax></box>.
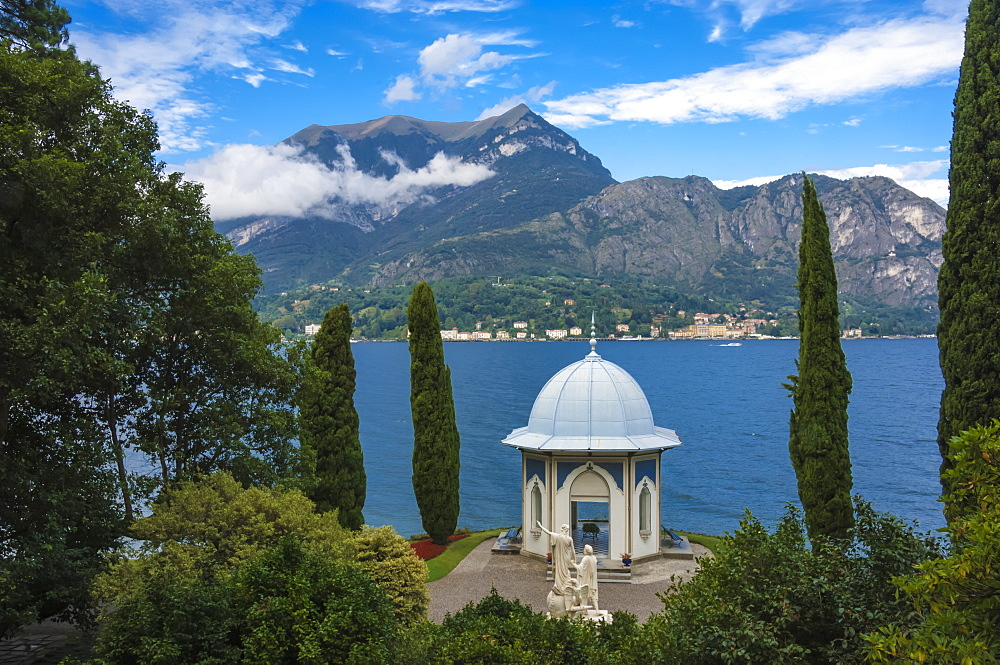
<box><xmin>179</xmin><ymin>143</ymin><xmax>495</xmax><ymax>220</ymax></box>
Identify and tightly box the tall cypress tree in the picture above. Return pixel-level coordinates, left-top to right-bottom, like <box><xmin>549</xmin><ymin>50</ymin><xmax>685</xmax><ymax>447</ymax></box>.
<box><xmin>937</xmin><ymin>0</ymin><xmax>1000</xmax><ymax>494</ymax></box>
<box><xmin>408</xmin><ymin>282</ymin><xmax>460</xmax><ymax>546</ymax></box>
<box><xmin>299</xmin><ymin>303</ymin><xmax>366</xmax><ymax>530</ymax></box>
<box><xmin>787</xmin><ymin>175</ymin><xmax>854</xmax><ymax>542</ymax></box>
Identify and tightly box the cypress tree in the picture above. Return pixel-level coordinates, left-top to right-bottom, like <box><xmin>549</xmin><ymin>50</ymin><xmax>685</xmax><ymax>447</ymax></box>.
<box><xmin>937</xmin><ymin>0</ymin><xmax>1000</xmax><ymax>493</ymax></box>
<box><xmin>408</xmin><ymin>282</ymin><xmax>461</xmax><ymax>546</ymax></box>
<box><xmin>787</xmin><ymin>175</ymin><xmax>854</xmax><ymax>542</ymax></box>
<box><xmin>300</xmin><ymin>303</ymin><xmax>366</xmax><ymax>530</ymax></box>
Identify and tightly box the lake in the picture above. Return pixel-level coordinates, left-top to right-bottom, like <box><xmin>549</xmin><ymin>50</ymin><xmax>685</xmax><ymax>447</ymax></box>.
<box><xmin>354</xmin><ymin>338</ymin><xmax>945</xmax><ymax>539</ymax></box>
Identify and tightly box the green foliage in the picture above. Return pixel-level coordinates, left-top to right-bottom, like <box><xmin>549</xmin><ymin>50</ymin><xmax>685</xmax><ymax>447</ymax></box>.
<box><xmin>1</xmin><ymin>0</ymin><xmax>297</xmax><ymax>637</ymax></box>
<box><xmin>125</xmin><ymin>472</ymin><xmax>354</xmax><ymax>570</ymax></box>
<box><xmin>787</xmin><ymin>175</ymin><xmax>854</xmax><ymax>542</ymax></box>
<box><xmin>300</xmin><ymin>303</ymin><xmax>366</xmax><ymax>529</ymax></box>
<box><xmin>937</xmin><ymin>0</ymin><xmax>1000</xmax><ymax>488</ymax></box>
<box><xmin>352</xmin><ymin>526</ymin><xmax>429</xmax><ymax>625</ymax></box>
<box><xmin>398</xmin><ymin>589</ymin><xmax>643</xmax><ymax>664</ymax></box>
<box><xmin>408</xmin><ymin>282</ymin><xmax>461</xmax><ymax>546</ymax></box>
<box><xmin>94</xmin><ymin>537</ymin><xmax>396</xmax><ymax>665</ymax></box>
<box><xmin>92</xmin><ymin>545</ymin><xmax>240</xmax><ymax>665</ymax></box>
<box><xmin>642</xmin><ymin>500</ymin><xmax>939</xmax><ymax>665</ymax></box>
<box><xmin>0</xmin><ymin>28</ymin><xmax>151</xmax><ymax>636</ymax></box>
<box><xmin>866</xmin><ymin>421</ymin><xmax>1000</xmax><ymax>663</ymax></box>
<box><xmin>91</xmin><ymin>475</ymin><xmax>380</xmax><ymax>664</ymax></box>
<box><xmin>235</xmin><ymin>537</ymin><xmax>396</xmax><ymax>665</ymax></box>
<box><xmin>123</xmin><ymin>181</ymin><xmax>299</xmax><ymax>487</ymax></box>
<box><xmin>0</xmin><ymin>0</ymin><xmax>70</xmax><ymax>50</ymax></box>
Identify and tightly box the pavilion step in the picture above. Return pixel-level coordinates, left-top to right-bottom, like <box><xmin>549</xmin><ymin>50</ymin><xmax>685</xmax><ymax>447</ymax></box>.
<box><xmin>546</xmin><ymin>568</ymin><xmax>632</xmax><ymax>584</ymax></box>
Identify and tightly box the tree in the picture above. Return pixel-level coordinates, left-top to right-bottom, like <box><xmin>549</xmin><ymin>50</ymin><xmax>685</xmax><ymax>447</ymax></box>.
<box><xmin>937</xmin><ymin>0</ymin><xmax>1000</xmax><ymax>490</ymax></box>
<box><xmin>786</xmin><ymin>175</ymin><xmax>854</xmax><ymax>542</ymax></box>
<box><xmin>299</xmin><ymin>303</ymin><xmax>366</xmax><ymax>529</ymax></box>
<box><xmin>0</xmin><ymin>26</ymin><xmax>155</xmax><ymax>635</ymax></box>
<box><xmin>0</xmin><ymin>0</ymin><xmax>69</xmax><ymax>50</ymax></box>
<box><xmin>1</xmin><ymin>0</ymin><xmax>299</xmax><ymax>636</ymax></box>
<box><xmin>866</xmin><ymin>422</ymin><xmax>1000</xmax><ymax>663</ymax></box>
<box><xmin>408</xmin><ymin>282</ymin><xmax>461</xmax><ymax>546</ymax></box>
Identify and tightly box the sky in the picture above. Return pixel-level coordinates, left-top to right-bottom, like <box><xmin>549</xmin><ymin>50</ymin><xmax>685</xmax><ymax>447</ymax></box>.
<box><xmin>63</xmin><ymin>0</ymin><xmax>964</xmax><ymax>220</ymax></box>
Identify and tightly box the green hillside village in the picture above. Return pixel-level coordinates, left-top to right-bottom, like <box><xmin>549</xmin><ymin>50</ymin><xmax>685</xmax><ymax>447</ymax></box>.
<box><xmin>3</xmin><ymin>0</ymin><xmax>1000</xmax><ymax>663</ymax></box>
<box><xmin>257</xmin><ymin>275</ymin><xmax>938</xmax><ymax>342</ymax></box>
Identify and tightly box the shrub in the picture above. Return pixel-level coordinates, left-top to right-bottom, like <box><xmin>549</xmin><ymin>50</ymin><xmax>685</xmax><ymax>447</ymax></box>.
<box><xmin>353</xmin><ymin>525</ymin><xmax>430</xmax><ymax>625</ymax></box>
<box><xmin>642</xmin><ymin>499</ymin><xmax>940</xmax><ymax>664</ymax></box>
<box><xmin>235</xmin><ymin>538</ymin><xmax>396</xmax><ymax>664</ymax></box>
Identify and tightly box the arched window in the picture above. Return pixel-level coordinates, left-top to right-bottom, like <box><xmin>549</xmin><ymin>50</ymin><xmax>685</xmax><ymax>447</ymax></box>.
<box><xmin>531</xmin><ymin>484</ymin><xmax>542</xmax><ymax>527</ymax></box>
<box><xmin>639</xmin><ymin>486</ymin><xmax>651</xmax><ymax>533</ymax></box>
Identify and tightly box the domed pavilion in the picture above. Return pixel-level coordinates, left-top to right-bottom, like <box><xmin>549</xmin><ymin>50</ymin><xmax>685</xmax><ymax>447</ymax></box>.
<box><xmin>502</xmin><ymin>327</ymin><xmax>683</xmax><ymax>564</ymax></box>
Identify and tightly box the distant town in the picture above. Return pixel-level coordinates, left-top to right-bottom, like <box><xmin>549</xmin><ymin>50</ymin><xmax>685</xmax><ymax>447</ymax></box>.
<box><xmin>301</xmin><ymin>308</ymin><xmax>881</xmax><ymax>342</ymax></box>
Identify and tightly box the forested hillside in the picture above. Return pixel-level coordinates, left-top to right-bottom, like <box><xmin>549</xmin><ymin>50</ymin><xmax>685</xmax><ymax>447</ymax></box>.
<box><xmin>256</xmin><ymin>274</ymin><xmax>940</xmax><ymax>339</ymax></box>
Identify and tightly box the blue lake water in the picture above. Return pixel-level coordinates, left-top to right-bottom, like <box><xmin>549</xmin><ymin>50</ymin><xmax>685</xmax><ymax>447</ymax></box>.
<box><xmin>354</xmin><ymin>338</ymin><xmax>945</xmax><ymax>539</ymax></box>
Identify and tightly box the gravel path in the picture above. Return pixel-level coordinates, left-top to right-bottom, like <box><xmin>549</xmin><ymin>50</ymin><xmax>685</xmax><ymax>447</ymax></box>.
<box><xmin>427</xmin><ymin>538</ymin><xmax>711</xmax><ymax>623</ymax></box>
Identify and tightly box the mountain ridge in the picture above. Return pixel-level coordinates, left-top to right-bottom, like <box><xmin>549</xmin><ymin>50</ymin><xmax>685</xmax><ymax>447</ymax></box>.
<box><xmin>219</xmin><ymin>106</ymin><xmax>945</xmax><ymax>309</ymax></box>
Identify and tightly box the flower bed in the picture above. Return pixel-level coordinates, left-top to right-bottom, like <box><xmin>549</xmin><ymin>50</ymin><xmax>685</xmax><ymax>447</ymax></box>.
<box><xmin>409</xmin><ymin>533</ymin><xmax>469</xmax><ymax>561</ymax></box>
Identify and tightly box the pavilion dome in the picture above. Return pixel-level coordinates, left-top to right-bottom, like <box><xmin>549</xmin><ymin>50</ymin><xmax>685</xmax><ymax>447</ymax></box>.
<box><xmin>502</xmin><ymin>345</ymin><xmax>682</xmax><ymax>452</ymax></box>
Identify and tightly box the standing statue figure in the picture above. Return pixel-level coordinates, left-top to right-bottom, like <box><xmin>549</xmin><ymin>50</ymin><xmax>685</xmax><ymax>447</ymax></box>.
<box><xmin>577</xmin><ymin>544</ymin><xmax>599</xmax><ymax>611</ymax></box>
<box><xmin>538</xmin><ymin>521</ymin><xmax>574</xmax><ymax>595</ymax></box>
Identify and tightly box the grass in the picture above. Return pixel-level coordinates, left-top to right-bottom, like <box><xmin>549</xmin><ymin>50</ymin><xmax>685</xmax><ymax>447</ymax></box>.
<box><xmin>677</xmin><ymin>531</ymin><xmax>723</xmax><ymax>553</ymax></box>
<box><xmin>425</xmin><ymin>528</ymin><xmax>506</xmax><ymax>582</ymax></box>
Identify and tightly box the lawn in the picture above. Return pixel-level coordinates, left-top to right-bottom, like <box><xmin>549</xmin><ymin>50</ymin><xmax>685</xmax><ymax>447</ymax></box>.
<box><xmin>677</xmin><ymin>531</ymin><xmax>722</xmax><ymax>553</ymax></box>
<box><xmin>424</xmin><ymin>528</ymin><xmax>506</xmax><ymax>582</ymax></box>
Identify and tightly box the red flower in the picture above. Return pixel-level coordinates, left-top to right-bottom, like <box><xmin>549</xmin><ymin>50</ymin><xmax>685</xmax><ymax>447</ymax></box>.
<box><xmin>408</xmin><ymin>533</ymin><xmax>470</xmax><ymax>561</ymax></box>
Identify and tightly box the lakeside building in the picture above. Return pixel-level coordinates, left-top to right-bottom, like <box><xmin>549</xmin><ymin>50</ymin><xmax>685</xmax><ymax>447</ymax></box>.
<box><xmin>570</xmin><ymin>326</ymin><xmax>583</xmax><ymax>336</ymax></box>
<box><xmin>501</xmin><ymin>335</ymin><xmax>684</xmax><ymax>565</ymax></box>
<box><xmin>304</xmin><ymin>323</ymin><xmax>321</xmax><ymax>336</ymax></box>
<box><xmin>546</xmin><ymin>329</ymin><xmax>568</xmax><ymax>340</ymax></box>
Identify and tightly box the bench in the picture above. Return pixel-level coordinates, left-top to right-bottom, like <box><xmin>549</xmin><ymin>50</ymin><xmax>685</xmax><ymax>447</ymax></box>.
<box><xmin>498</xmin><ymin>526</ymin><xmax>522</xmax><ymax>546</ymax></box>
<box><xmin>661</xmin><ymin>527</ymin><xmax>683</xmax><ymax>548</ymax></box>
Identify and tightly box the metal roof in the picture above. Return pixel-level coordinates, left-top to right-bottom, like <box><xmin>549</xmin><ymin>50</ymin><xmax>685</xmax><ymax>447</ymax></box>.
<box><xmin>502</xmin><ymin>346</ymin><xmax>682</xmax><ymax>453</ymax></box>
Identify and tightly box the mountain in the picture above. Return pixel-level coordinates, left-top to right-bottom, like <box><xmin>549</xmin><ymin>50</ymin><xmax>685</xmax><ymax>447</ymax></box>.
<box><xmin>220</xmin><ymin>106</ymin><xmax>945</xmax><ymax>309</ymax></box>
<box><xmin>222</xmin><ymin>104</ymin><xmax>616</xmax><ymax>291</ymax></box>
<box><xmin>369</xmin><ymin>173</ymin><xmax>944</xmax><ymax>307</ymax></box>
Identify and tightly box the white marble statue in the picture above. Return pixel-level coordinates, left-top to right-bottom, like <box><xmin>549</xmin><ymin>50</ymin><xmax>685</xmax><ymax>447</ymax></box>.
<box><xmin>538</xmin><ymin>521</ymin><xmax>574</xmax><ymax>595</ymax></box>
<box><xmin>577</xmin><ymin>544</ymin><xmax>599</xmax><ymax>611</ymax></box>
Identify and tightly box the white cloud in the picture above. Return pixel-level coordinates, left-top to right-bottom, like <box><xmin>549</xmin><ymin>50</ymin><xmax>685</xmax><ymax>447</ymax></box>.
<box><xmin>385</xmin><ymin>31</ymin><xmax>539</xmax><ymax>103</ymax></box>
<box><xmin>350</xmin><ymin>0</ymin><xmax>518</xmax><ymax>14</ymax></box>
<box><xmin>270</xmin><ymin>58</ymin><xmax>315</xmax><ymax>76</ymax></box>
<box><xmin>713</xmin><ymin>159</ymin><xmax>949</xmax><ymax>206</ymax></box>
<box><xmin>69</xmin><ymin>0</ymin><xmax>310</xmax><ymax>153</ymax></box>
<box><xmin>544</xmin><ymin>13</ymin><xmax>962</xmax><ymax>128</ymax></box>
<box><xmin>477</xmin><ymin>81</ymin><xmax>556</xmax><ymax>120</ymax></box>
<box><xmin>843</xmin><ymin>117</ymin><xmax>862</xmax><ymax>127</ymax></box>
<box><xmin>178</xmin><ymin>143</ymin><xmax>496</xmax><ymax>220</ymax></box>
<box><xmin>384</xmin><ymin>75</ymin><xmax>422</xmax><ymax>103</ymax></box>
<box><xmin>612</xmin><ymin>15</ymin><xmax>638</xmax><ymax>28</ymax></box>
<box><xmin>239</xmin><ymin>72</ymin><xmax>269</xmax><ymax>87</ymax></box>
<box><xmin>816</xmin><ymin>160</ymin><xmax>949</xmax><ymax>204</ymax></box>
<box><xmin>418</xmin><ymin>33</ymin><xmax>524</xmax><ymax>87</ymax></box>
<box><xmin>327</xmin><ymin>48</ymin><xmax>348</xmax><ymax>57</ymax></box>
<box><xmin>284</xmin><ymin>39</ymin><xmax>307</xmax><ymax>52</ymax></box>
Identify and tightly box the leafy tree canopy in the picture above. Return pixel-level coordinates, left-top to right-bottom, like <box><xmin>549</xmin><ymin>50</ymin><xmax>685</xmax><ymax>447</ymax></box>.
<box><xmin>867</xmin><ymin>421</ymin><xmax>1000</xmax><ymax>664</ymax></box>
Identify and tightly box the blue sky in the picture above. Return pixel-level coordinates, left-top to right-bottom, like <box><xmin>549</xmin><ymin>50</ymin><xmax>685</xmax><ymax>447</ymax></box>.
<box><xmin>64</xmin><ymin>0</ymin><xmax>963</xmax><ymax>219</ymax></box>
